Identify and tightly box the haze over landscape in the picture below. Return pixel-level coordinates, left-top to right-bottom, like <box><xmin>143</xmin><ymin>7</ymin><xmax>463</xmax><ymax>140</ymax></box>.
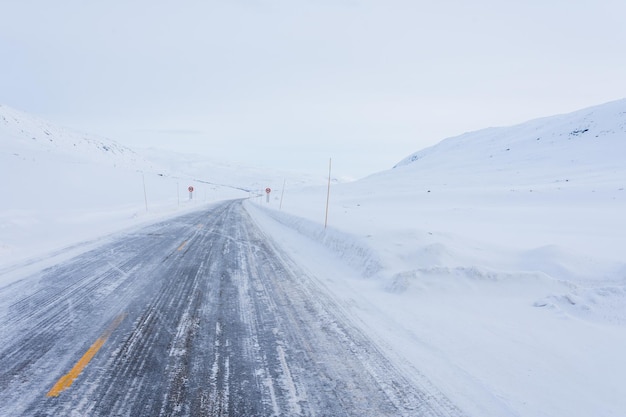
<box><xmin>1</xmin><ymin>1</ymin><xmax>625</xmax><ymax>416</ymax></box>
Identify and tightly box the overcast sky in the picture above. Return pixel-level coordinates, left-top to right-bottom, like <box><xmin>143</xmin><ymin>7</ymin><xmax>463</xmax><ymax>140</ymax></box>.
<box><xmin>2</xmin><ymin>0</ymin><xmax>625</xmax><ymax>179</ymax></box>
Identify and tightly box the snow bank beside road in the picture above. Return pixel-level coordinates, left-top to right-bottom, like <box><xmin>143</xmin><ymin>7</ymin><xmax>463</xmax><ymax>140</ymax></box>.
<box><xmin>246</xmin><ymin>202</ymin><xmax>383</xmax><ymax>278</ymax></box>
<box><xmin>245</xmin><ymin>198</ymin><xmax>626</xmax><ymax>417</ymax></box>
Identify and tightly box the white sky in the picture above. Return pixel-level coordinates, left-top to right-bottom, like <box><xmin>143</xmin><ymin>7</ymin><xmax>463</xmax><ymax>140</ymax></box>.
<box><xmin>2</xmin><ymin>0</ymin><xmax>625</xmax><ymax>179</ymax></box>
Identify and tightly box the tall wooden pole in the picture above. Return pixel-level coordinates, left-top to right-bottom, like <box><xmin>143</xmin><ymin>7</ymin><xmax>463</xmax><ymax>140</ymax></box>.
<box><xmin>324</xmin><ymin>158</ymin><xmax>331</xmax><ymax>229</ymax></box>
<box><xmin>279</xmin><ymin>178</ymin><xmax>286</xmax><ymax>210</ymax></box>
<box><xmin>142</xmin><ymin>174</ymin><xmax>148</xmax><ymax>212</ymax></box>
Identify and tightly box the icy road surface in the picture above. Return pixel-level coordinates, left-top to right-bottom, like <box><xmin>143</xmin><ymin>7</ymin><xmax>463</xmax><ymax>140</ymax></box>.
<box><xmin>0</xmin><ymin>200</ymin><xmax>462</xmax><ymax>416</ymax></box>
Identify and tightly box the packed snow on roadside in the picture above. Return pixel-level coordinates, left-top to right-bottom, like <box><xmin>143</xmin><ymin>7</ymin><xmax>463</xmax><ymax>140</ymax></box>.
<box><xmin>245</xmin><ymin>99</ymin><xmax>626</xmax><ymax>417</ymax></box>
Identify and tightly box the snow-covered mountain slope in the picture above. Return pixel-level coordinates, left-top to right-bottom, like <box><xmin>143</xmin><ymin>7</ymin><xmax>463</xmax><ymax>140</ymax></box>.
<box><xmin>392</xmin><ymin>98</ymin><xmax>626</xmax><ymax>189</ymax></box>
<box><xmin>329</xmin><ymin>99</ymin><xmax>626</xmax><ymax>263</ymax></box>
<box><xmin>0</xmin><ymin>104</ymin><xmax>150</xmax><ymax>169</ymax></box>
<box><xmin>0</xmin><ymin>104</ymin><xmax>321</xmax><ymax>267</ymax></box>
<box><xmin>0</xmin><ymin>106</ymin><xmax>203</xmax><ymax>265</ymax></box>
<box><xmin>249</xmin><ymin>99</ymin><xmax>626</xmax><ymax>417</ymax></box>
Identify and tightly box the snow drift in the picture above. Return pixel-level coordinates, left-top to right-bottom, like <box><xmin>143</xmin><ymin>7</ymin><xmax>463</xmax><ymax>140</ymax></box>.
<box><xmin>248</xmin><ymin>99</ymin><xmax>626</xmax><ymax>417</ymax></box>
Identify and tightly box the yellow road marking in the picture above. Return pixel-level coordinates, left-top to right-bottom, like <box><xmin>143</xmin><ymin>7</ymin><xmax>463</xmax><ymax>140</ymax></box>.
<box><xmin>177</xmin><ymin>240</ymin><xmax>188</xmax><ymax>251</ymax></box>
<box><xmin>47</xmin><ymin>313</ymin><xmax>127</xmax><ymax>398</ymax></box>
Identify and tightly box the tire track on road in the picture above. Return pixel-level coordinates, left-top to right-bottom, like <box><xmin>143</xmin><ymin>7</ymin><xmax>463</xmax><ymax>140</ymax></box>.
<box><xmin>0</xmin><ymin>207</ymin><xmax>223</xmax><ymax>416</ymax></box>
<box><xmin>2</xmin><ymin>200</ymin><xmax>465</xmax><ymax>416</ymax></box>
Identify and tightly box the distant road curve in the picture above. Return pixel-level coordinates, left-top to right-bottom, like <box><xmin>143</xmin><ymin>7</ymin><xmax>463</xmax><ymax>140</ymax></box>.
<box><xmin>0</xmin><ymin>200</ymin><xmax>463</xmax><ymax>416</ymax></box>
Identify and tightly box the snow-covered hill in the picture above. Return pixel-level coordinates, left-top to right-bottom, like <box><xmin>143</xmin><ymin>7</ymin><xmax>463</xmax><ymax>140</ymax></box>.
<box><xmin>0</xmin><ymin>104</ymin><xmax>321</xmax><ymax>267</ymax></box>
<box><xmin>0</xmin><ymin>104</ymin><xmax>150</xmax><ymax>169</ymax></box>
<box><xmin>393</xmin><ymin>98</ymin><xmax>625</xmax><ymax>189</ymax></box>
<box><xmin>249</xmin><ymin>99</ymin><xmax>626</xmax><ymax>417</ymax></box>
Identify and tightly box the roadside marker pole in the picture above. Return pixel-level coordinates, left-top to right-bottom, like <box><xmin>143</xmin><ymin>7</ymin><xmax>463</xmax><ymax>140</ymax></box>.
<box><xmin>279</xmin><ymin>179</ymin><xmax>286</xmax><ymax>210</ymax></box>
<box><xmin>324</xmin><ymin>158</ymin><xmax>331</xmax><ymax>229</ymax></box>
<box><xmin>142</xmin><ymin>174</ymin><xmax>148</xmax><ymax>212</ymax></box>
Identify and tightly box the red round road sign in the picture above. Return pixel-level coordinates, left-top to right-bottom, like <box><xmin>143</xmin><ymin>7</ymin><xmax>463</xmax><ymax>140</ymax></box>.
<box><xmin>188</xmin><ymin>186</ymin><xmax>194</xmax><ymax>192</ymax></box>
<box><xmin>265</xmin><ymin>187</ymin><xmax>271</xmax><ymax>193</ymax></box>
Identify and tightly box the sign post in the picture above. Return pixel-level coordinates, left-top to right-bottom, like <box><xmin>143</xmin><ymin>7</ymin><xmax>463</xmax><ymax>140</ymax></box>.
<box><xmin>265</xmin><ymin>187</ymin><xmax>271</xmax><ymax>203</ymax></box>
<box><xmin>188</xmin><ymin>185</ymin><xmax>194</xmax><ymax>200</ymax></box>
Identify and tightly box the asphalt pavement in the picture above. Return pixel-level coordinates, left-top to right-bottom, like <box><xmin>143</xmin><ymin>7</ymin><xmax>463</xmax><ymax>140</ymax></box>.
<box><xmin>0</xmin><ymin>200</ymin><xmax>463</xmax><ymax>416</ymax></box>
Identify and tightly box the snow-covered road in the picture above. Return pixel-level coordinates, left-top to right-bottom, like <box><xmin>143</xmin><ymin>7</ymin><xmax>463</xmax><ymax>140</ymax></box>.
<box><xmin>0</xmin><ymin>200</ymin><xmax>462</xmax><ymax>416</ymax></box>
